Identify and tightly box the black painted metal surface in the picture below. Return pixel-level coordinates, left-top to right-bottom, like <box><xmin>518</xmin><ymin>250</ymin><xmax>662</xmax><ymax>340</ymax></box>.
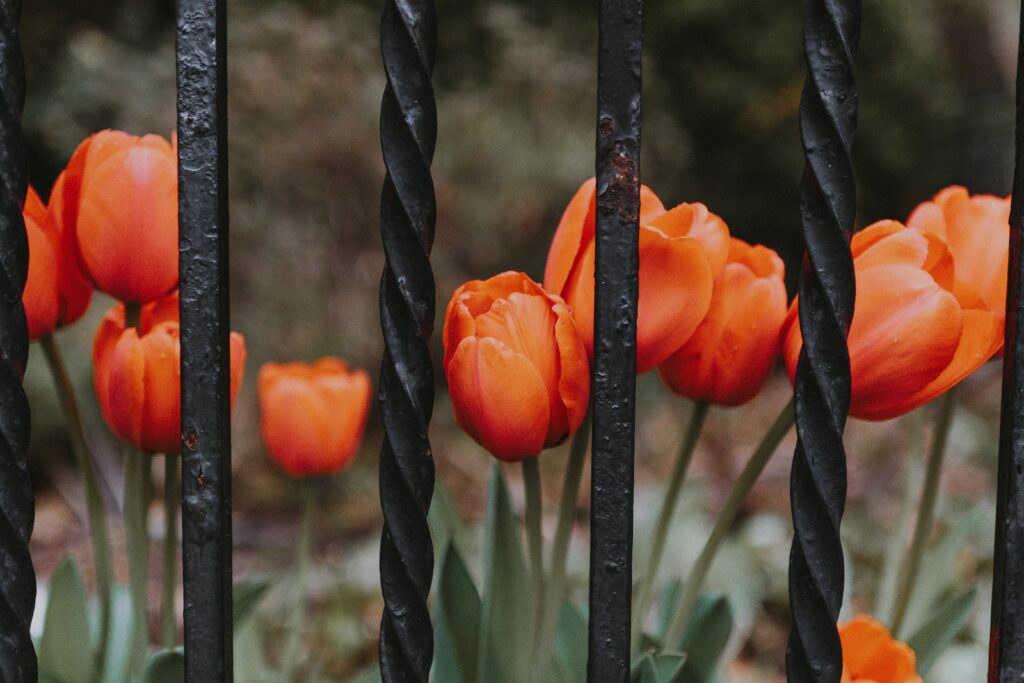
<box><xmin>177</xmin><ymin>0</ymin><xmax>233</xmax><ymax>678</ymax></box>
<box><xmin>587</xmin><ymin>0</ymin><xmax>642</xmax><ymax>677</ymax></box>
<box><xmin>786</xmin><ymin>0</ymin><xmax>860</xmax><ymax>681</ymax></box>
<box><xmin>376</xmin><ymin>0</ymin><xmax>437</xmax><ymax>677</ymax></box>
<box><xmin>990</xmin><ymin>6</ymin><xmax>1024</xmax><ymax>681</ymax></box>
<box><xmin>0</xmin><ymin>1</ymin><xmax>33</xmax><ymax>680</ymax></box>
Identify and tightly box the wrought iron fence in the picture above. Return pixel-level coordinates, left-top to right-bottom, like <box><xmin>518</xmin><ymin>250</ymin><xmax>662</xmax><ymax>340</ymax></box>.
<box><xmin>2</xmin><ymin>0</ymin><xmax>1024</xmax><ymax>680</ymax></box>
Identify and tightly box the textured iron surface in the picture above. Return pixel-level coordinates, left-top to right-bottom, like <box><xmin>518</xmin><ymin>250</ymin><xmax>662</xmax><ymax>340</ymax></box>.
<box><xmin>177</xmin><ymin>0</ymin><xmax>233</xmax><ymax>678</ymax></box>
<box><xmin>587</xmin><ymin>0</ymin><xmax>642</xmax><ymax>676</ymax></box>
<box><xmin>377</xmin><ymin>0</ymin><xmax>437</xmax><ymax>677</ymax></box>
<box><xmin>0</xmin><ymin>1</ymin><xmax>33</xmax><ymax>680</ymax></box>
<box><xmin>786</xmin><ymin>0</ymin><xmax>860</xmax><ymax>681</ymax></box>
<box><xmin>990</xmin><ymin>7</ymin><xmax>1024</xmax><ymax>680</ymax></box>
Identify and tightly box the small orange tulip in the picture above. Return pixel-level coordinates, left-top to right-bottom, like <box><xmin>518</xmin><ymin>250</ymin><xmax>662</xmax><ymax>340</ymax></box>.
<box><xmin>840</xmin><ymin>616</ymin><xmax>921</xmax><ymax>683</ymax></box>
<box><xmin>93</xmin><ymin>295</ymin><xmax>246</xmax><ymax>453</ymax></box>
<box><xmin>258</xmin><ymin>358</ymin><xmax>372</xmax><ymax>478</ymax></box>
<box><xmin>543</xmin><ymin>178</ymin><xmax>724</xmax><ymax>374</ymax></box>
<box><xmin>443</xmin><ymin>272</ymin><xmax>590</xmax><ymax>461</ymax></box>
<box><xmin>52</xmin><ymin>130</ymin><xmax>178</xmax><ymax>304</ymax></box>
<box><xmin>659</xmin><ymin>238</ymin><xmax>787</xmax><ymax>406</ymax></box>
<box><xmin>784</xmin><ymin>220</ymin><xmax>1003</xmax><ymax>420</ymax></box>
<box><xmin>21</xmin><ymin>186</ymin><xmax>92</xmax><ymax>339</ymax></box>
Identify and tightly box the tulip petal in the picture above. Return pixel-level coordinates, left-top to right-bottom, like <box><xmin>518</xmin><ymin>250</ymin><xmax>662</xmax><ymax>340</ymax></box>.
<box><xmin>22</xmin><ymin>197</ymin><xmax>59</xmax><ymax>340</ymax></box>
<box><xmin>544</xmin><ymin>179</ymin><xmax>596</xmax><ymax>296</ymax></box>
<box><xmin>260</xmin><ymin>375</ymin><xmax>331</xmax><ymax>477</ymax></box>
<box><xmin>230</xmin><ymin>332</ymin><xmax>248</xmax><ymax>409</ymax></box>
<box><xmin>553</xmin><ymin>302</ymin><xmax>590</xmax><ymax>440</ymax></box>
<box><xmin>107</xmin><ymin>330</ymin><xmax>147</xmax><ymax>448</ymax></box>
<box><xmin>447</xmin><ymin>336</ymin><xmax>550</xmax><ymax>461</ymax></box>
<box><xmin>140</xmin><ymin>323</ymin><xmax>182</xmax><ymax>454</ymax></box>
<box><xmin>647</xmin><ymin>202</ymin><xmax>731</xmax><ymax>277</ymax></box>
<box><xmin>316</xmin><ymin>368</ymin><xmax>372</xmax><ymax>473</ymax></box>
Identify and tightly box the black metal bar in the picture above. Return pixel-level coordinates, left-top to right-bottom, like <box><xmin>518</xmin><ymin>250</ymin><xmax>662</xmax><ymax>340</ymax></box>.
<box><xmin>587</xmin><ymin>0</ymin><xmax>642</xmax><ymax>677</ymax></box>
<box><xmin>990</xmin><ymin>6</ymin><xmax>1024</xmax><ymax>680</ymax></box>
<box><xmin>177</xmin><ymin>0</ymin><xmax>232</xmax><ymax>678</ymax></box>
<box><xmin>786</xmin><ymin>1</ymin><xmax>860</xmax><ymax>681</ymax></box>
<box><xmin>0</xmin><ymin>1</ymin><xmax>34</xmax><ymax>680</ymax></box>
<box><xmin>377</xmin><ymin>0</ymin><xmax>437</xmax><ymax>677</ymax></box>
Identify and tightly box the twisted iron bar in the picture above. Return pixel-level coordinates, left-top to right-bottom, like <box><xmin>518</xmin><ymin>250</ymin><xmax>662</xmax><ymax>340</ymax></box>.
<box><xmin>786</xmin><ymin>0</ymin><xmax>860</xmax><ymax>681</ymax></box>
<box><xmin>0</xmin><ymin>1</ymin><xmax>33</xmax><ymax>681</ymax></box>
<box><xmin>377</xmin><ymin>0</ymin><xmax>437</xmax><ymax>678</ymax></box>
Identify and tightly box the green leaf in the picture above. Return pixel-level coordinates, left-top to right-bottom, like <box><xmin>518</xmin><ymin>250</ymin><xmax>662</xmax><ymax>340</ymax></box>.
<box><xmin>554</xmin><ymin>600</ymin><xmax>588</xmax><ymax>683</ymax></box>
<box><xmin>233</xmin><ymin>579</ymin><xmax>271</xmax><ymax>629</ymax></box>
<box><xmin>906</xmin><ymin>586</ymin><xmax>978</xmax><ymax>675</ymax></box>
<box><xmin>435</xmin><ymin>542</ymin><xmax>482</xmax><ymax>682</ymax></box>
<box><xmin>39</xmin><ymin>555</ymin><xmax>95</xmax><ymax>683</ymax></box>
<box><xmin>477</xmin><ymin>463</ymin><xmax>534</xmax><ymax>683</ymax></box>
<box><xmin>141</xmin><ymin>650</ymin><xmax>184</xmax><ymax>683</ymax></box>
<box><xmin>656</xmin><ymin>579</ymin><xmax>683</xmax><ymax>641</ymax></box>
<box><xmin>100</xmin><ymin>584</ymin><xmax>136</xmax><ymax>683</ymax></box>
<box><xmin>653</xmin><ymin>653</ymin><xmax>687</xmax><ymax>682</ymax></box>
<box><xmin>639</xmin><ymin>654</ymin><xmax>659</xmax><ymax>683</ymax></box>
<box><xmin>678</xmin><ymin>593</ymin><xmax>733</xmax><ymax>682</ymax></box>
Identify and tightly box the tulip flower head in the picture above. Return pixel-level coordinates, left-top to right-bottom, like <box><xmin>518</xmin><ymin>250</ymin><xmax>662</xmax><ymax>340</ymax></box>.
<box><xmin>784</xmin><ymin>220</ymin><xmax>1003</xmax><ymax>420</ymax></box>
<box><xmin>53</xmin><ymin>130</ymin><xmax>178</xmax><ymax>304</ymax></box>
<box><xmin>21</xmin><ymin>186</ymin><xmax>92</xmax><ymax>339</ymax></box>
<box><xmin>840</xmin><ymin>616</ymin><xmax>921</xmax><ymax>683</ymax></box>
<box><xmin>259</xmin><ymin>358</ymin><xmax>372</xmax><ymax>478</ymax></box>
<box><xmin>660</xmin><ymin>238</ymin><xmax>787</xmax><ymax>406</ymax></box>
<box><xmin>93</xmin><ymin>294</ymin><xmax>247</xmax><ymax>453</ymax></box>
<box><xmin>544</xmin><ymin>178</ymin><xmax>724</xmax><ymax>374</ymax></box>
<box><xmin>443</xmin><ymin>272</ymin><xmax>590</xmax><ymax>461</ymax></box>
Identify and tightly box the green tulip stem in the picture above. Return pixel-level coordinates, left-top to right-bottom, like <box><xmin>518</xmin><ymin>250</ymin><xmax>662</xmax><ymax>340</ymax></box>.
<box><xmin>532</xmin><ymin>413</ymin><xmax>591</xmax><ymax>683</ymax></box>
<box><xmin>631</xmin><ymin>400</ymin><xmax>709</xmax><ymax>653</ymax></box>
<box><xmin>662</xmin><ymin>398</ymin><xmax>795</xmax><ymax>649</ymax></box>
<box><xmin>40</xmin><ymin>332</ymin><xmax>114</xmax><ymax>669</ymax></box>
<box><xmin>891</xmin><ymin>389</ymin><xmax>956</xmax><ymax>637</ymax></box>
<box><xmin>124</xmin><ymin>446</ymin><xmax>153</xmax><ymax>669</ymax></box>
<box><xmin>282</xmin><ymin>484</ymin><xmax>317</xmax><ymax>681</ymax></box>
<box><xmin>161</xmin><ymin>455</ymin><xmax>179</xmax><ymax>649</ymax></box>
<box><xmin>523</xmin><ymin>457</ymin><xmax>544</xmax><ymax>605</ymax></box>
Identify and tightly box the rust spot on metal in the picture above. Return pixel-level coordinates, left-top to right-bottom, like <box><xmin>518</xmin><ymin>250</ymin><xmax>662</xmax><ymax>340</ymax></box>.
<box><xmin>598</xmin><ymin>117</ymin><xmax>613</xmax><ymax>137</ymax></box>
<box><xmin>185</xmin><ymin>428</ymin><xmax>198</xmax><ymax>451</ymax></box>
<box><xmin>196</xmin><ymin>473</ymin><xmax>206</xmax><ymax>491</ymax></box>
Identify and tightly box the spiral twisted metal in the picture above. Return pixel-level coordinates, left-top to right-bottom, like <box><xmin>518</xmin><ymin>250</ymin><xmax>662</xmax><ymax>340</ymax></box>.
<box><xmin>377</xmin><ymin>0</ymin><xmax>437</xmax><ymax>679</ymax></box>
<box><xmin>786</xmin><ymin>1</ymin><xmax>860</xmax><ymax>681</ymax></box>
<box><xmin>0</xmin><ymin>2</ymin><xmax>33</xmax><ymax>681</ymax></box>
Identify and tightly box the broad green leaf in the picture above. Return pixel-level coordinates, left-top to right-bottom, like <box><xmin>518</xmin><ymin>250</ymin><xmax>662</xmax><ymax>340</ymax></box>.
<box><xmin>639</xmin><ymin>654</ymin><xmax>659</xmax><ymax>683</ymax></box>
<box><xmin>654</xmin><ymin>653</ymin><xmax>687</xmax><ymax>682</ymax></box>
<box><xmin>554</xmin><ymin>600</ymin><xmax>588</xmax><ymax>682</ymax></box>
<box><xmin>477</xmin><ymin>464</ymin><xmax>534</xmax><ymax>683</ymax></box>
<box><xmin>101</xmin><ymin>584</ymin><xmax>136</xmax><ymax>683</ymax></box>
<box><xmin>141</xmin><ymin>650</ymin><xmax>184</xmax><ymax>683</ymax></box>
<box><xmin>233</xmin><ymin>579</ymin><xmax>271</xmax><ymax>629</ymax></box>
<box><xmin>678</xmin><ymin>593</ymin><xmax>733</xmax><ymax>682</ymax></box>
<box><xmin>39</xmin><ymin>555</ymin><xmax>95</xmax><ymax>683</ymax></box>
<box><xmin>435</xmin><ymin>542</ymin><xmax>482</xmax><ymax>682</ymax></box>
<box><xmin>906</xmin><ymin>586</ymin><xmax>978</xmax><ymax>675</ymax></box>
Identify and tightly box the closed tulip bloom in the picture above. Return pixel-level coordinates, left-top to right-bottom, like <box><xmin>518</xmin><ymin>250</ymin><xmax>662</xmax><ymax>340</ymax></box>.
<box><xmin>784</xmin><ymin>220</ymin><xmax>1002</xmax><ymax>420</ymax></box>
<box><xmin>840</xmin><ymin>616</ymin><xmax>921</xmax><ymax>683</ymax></box>
<box><xmin>52</xmin><ymin>130</ymin><xmax>178</xmax><ymax>304</ymax></box>
<box><xmin>544</xmin><ymin>178</ymin><xmax>724</xmax><ymax>374</ymax></box>
<box><xmin>259</xmin><ymin>358</ymin><xmax>372</xmax><ymax>478</ymax></box>
<box><xmin>443</xmin><ymin>272</ymin><xmax>590</xmax><ymax>461</ymax></box>
<box><xmin>22</xmin><ymin>186</ymin><xmax>93</xmax><ymax>339</ymax></box>
<box><xmin>660</xmin><ymin>238</ymin><xmax>787</xmax><ymax>406</ymax></box>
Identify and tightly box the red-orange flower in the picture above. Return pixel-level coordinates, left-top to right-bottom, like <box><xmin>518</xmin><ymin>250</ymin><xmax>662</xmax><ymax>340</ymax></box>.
<box><xmin>840</xmin><ymin>616</ymin><xmax>921</xmax><ymax>683</ymax></box>
<box><xmin>21</xmin><ymin>186</ymin><xmax>92</xmax><ymax>339</ymax></box>
<box><xmin>784</xmin><ymin>220</ymin><xmax>1002</xmax><ymax>420</ymax></box>
<box><xmin>93</xmin><ymin>294</ymin><xmax>246</xmax><ymax>453</ymax></box>
<box><xmin>660</xmin><ymin>238</ymin><xmax>787</xmax><ymax>406</ymax></box>
<box><xmin>259</xmin><ymin>358</ymin><xmax>371</xmax><ymax>478</ymax></box>
<box><xmin>543</xmin><ymin>178</ymin><xmax>724</xmax><ymax>374</ymax></box>
<box><xmin>443</xmin><ymin>272</ymin><xmax>590</xmax><ymax>461</ymax></box>
<box><xmin>53</xmin><ymin>130</ymin><xmax>178</xmax><ymax>304</ymax></box>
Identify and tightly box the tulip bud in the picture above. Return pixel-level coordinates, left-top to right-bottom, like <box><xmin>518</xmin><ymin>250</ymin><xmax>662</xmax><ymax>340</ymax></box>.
<box><xmin>840</xmin><ymin>616</ymin><xmax>921</xmax><ymax>683</ymax></box>
<box><xmin>443</xmin><ymin>271</ymin><xmax>590</xmax><ymax>461</ymax></box>
<box><xmin>258</xmin><ymin>358</ymin><xmax>371</xmax><ymax>478</ymax></box>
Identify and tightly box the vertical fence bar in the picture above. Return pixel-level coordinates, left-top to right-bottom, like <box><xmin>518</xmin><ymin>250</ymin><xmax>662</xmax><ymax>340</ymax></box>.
<box><xmin>786</xmin><ymin>1</ymin><xmax>860</xmax><ymax>681</ymax></box>
<box><xmin>177</xmin><ymin>0</ymin><xmax>232</xmax><ymax>677</ymax></box>
<box><xmin>990</xmin><ymin>5</ymin><xmax>1024</xmax><ymax>680</ymax></box>
<box><xmin>588</xmin><ymin>0</ymin><xmax>642</xmax><ymax>677</ymax></box>
<box><xmin>376</xmin><ymin>0</ymin><xmax>437</xmax><ymax>676</ymax></box>
<box><xmin>0</xmin><ymin>1</ymin><xmax>34</xmax><ymax>680</ymax></box>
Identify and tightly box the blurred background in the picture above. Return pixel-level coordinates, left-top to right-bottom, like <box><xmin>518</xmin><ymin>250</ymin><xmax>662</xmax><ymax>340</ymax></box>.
<box><xmin>21</xmin><ymin>0</ymin><xmax>1018</xmax><ymax>679</ymax></box>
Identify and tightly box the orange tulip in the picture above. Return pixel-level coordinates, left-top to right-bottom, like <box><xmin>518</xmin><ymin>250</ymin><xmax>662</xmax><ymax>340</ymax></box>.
<box><xmin>840</xmin><ymin>616</ymin><xmax>921</xmax><ymax>683</ymax></box>
<box><xmin>443</xmin><ymin>272</ymin><xmax>590</xmax><ymax>461</ymax></box>
<box><xmin>93</xmin><ymin>295</ymin><xmax>246</xmax><ymax>453</ymax></box>
<box><xmin>660</xmin><ymin>238</ymin><xmax>787</xmax><ymax>406</ymax></box>
<box><xmin>258</xmin><ymin>358</ymin><xmax>371</xmax><ymax>478</ymax></box>
<box><xmin>543</xmin><ymin>178</ymin><xmax>724</xmax><ymax>374</ymax></box>
<box><xmin>53</xmin><ymin>130</ymin><xmax>178</xmax><ymax>304</ymax></box>
<box><xmin>784</xmin><ymin>220</ymin><xmax>1002</xmax><ymax>420</ymax></box>
<box><xmin>21</xmin><ymin>186</ymin><xmax>92</xmax><ymax>339</ymax></box>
